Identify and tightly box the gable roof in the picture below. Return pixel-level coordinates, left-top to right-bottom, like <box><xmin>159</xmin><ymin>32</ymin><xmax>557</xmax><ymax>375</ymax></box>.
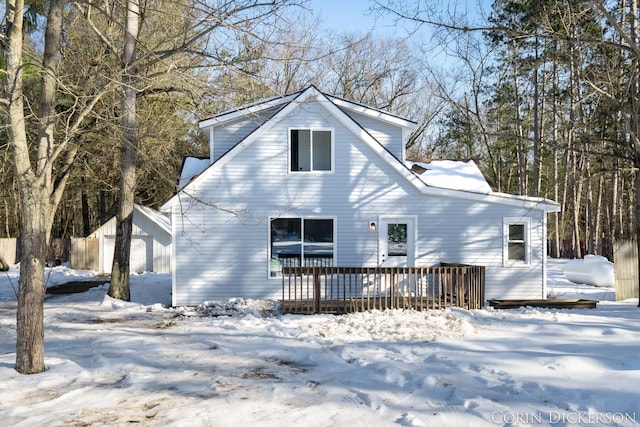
<box><xmin>163</xmin><ymin>86</ymin><xmax>559</xmax><ymax>213</ymax></box>
<box><xmin>90</xmin><ymin>204</ymin><xmax>171</xmax><ymax>237</ymax></box>
<box><xmin>198</xmin><ymin>86</ymin><xmax>418</xmax><ymax>132</ymax></box>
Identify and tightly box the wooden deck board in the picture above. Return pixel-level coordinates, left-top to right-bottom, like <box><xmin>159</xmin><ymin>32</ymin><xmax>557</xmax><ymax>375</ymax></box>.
<box><xmin>488</xmin><ymin>299</ymin><xmax>597</xmax><ymax>310</ymax></box>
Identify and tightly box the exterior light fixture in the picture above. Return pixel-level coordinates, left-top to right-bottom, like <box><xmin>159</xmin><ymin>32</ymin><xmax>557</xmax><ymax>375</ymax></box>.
<box><xmin>369</xmin><ymin>221</ymin><xmax>377</xmax><ymax>232</ymax></box>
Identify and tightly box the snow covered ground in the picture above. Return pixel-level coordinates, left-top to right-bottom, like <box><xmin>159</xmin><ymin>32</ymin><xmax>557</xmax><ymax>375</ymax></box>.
<box><xmin>0</xmin><ymin>259</ymin><xmax>638</xmax><ymax>427</ymax></box>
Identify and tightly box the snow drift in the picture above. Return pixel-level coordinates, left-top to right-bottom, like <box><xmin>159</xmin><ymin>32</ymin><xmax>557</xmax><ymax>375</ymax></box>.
<box><xmin>563</xmin><ymin>254</ymin><xmax>615</xmax><ymax>287</ymax></box>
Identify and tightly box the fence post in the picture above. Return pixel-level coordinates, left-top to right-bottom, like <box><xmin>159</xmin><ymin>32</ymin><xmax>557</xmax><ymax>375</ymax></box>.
<box><xmin>614</xmin><ymin>240</ymin><xmax>639</xmax><ymax>301</ymax></box>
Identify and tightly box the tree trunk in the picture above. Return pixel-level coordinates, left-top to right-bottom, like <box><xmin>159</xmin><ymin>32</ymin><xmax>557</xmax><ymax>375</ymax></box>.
<box><xmin>572</xmin><ymin>151</ymin><xmax>584</xmax><ymax>259</ymax></box>
<box><xmin>611</xmin><ymin>165</ymin><xmax>619</xmax><ymax>240</ymax></box>
<box><xmin>99</xmin><ymin>191</ymin><xmax>106</xmax><ymax>225</ymax></box>
<box><xmin>585</xmin><ymin>154</ymin><xmax>594</xmax><ymax>255</ymax></box>
<box><xmin>532</xmin><ymin>38</ymin><xmax>542</xmax><ymax>197</ymax></box>
<box><xmin>108</xmin><ymin>0</ymin><xmax>140</xmax><ymax>301</ymax></box>
<box><xmin>594</xmin><ymin>174</ymin><xmax>604</xmax><ymax>255</ymax></box>
<box><xmin>4</xmin><ymin>0</ymin><xmax>47</xmax><ymax>374</ymax></box>
<box><xmin>15</xmin><ymin>188</ymin><xmax>48</xmax><ymax>373</ymax></box>
<box><xmin>636</xmin><ymin>165</ymin><xmax>640</xmax><ymax>307</ymax></box>
<box><xmin>512</xmin><ymin>41</ymin><xmax>527</xmax><ymax>195</ymax></box>
<box><xmin>551</xmin><ymin>43</ymin><xmax>561</xmax><ymax>258</ymax></box>
<box><xmin>625</xmin><ymin>0</ymin><xmax>640</xmax><ymax>307</ymax></box>
<box><xmin>3</xmin><ymin>202</ymin><xmax>9</xmax><ymax>237</ymax></box>
<box><xmin>7</xmin><ymin>0</ymin><xmax>93</xmax><ymax>373</ymax></box>
<box><xmin>82</xmin><ymin>180</ymin><xmax>90</xmax><ymax>237</ymax></box>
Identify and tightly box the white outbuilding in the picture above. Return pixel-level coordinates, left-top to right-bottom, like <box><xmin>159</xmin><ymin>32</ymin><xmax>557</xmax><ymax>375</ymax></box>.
<box><xmin>89</xmin><ymin>204</ymin><xmax>172</xmax><ymax>274</ymax></box>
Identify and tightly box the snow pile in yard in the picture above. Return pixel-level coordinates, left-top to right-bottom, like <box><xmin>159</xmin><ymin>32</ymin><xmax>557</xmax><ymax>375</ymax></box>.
<box><xmin>1</xmin><ymin>260</ymin><xmax>638</xmax><ymax>427</ymax></box>
<box><xmin>407</xmin><ymin>159</ymin><xmax>493</xmax><ymax>194</ymax></box>
<box><xmin>564</xmin><ymin>254</ymin><xmax>616</xmax><ymax>287</ymax></box>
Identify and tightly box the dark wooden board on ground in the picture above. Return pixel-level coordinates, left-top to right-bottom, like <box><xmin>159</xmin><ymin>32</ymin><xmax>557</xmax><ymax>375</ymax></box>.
<box><xmin>488</xmin><ymin>299</ymin><xmax>597</xmax><ymax>309</ymax></box>
<box><xmin>45</xmin><ymin>279</ymin><xmax>110</xmax><ymax>295</ymax></box>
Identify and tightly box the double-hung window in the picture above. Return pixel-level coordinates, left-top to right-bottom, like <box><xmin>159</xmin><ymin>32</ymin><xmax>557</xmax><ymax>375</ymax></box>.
<box><xmin>503</xmin><ymin>217</ymin><xmax>531</xmax><ymax>266</ymax></box>
<box><xmin>270</xmin><ymin>217</ymin><xmax>334</xmax><ymax>277</ymax></box>
<box><xmin>290</xmin><ymin>129</ymin><xmax>333</xmax><ymax>172</ymax></box>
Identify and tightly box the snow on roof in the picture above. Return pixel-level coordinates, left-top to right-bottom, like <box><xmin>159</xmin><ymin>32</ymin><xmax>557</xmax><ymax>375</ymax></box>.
<box><xmin>134</xmin><ymin>205</ymin><xmax>171</xmax><ymax>235</ymax></box>
<box><xmin>407</xmin><ymin>159</ymin><xmax>493</xmax><ymax>194</ymax></box>
<box><xmin>179</xmin><ymin>157</ymin><xmax>210</xmax><ymax>190</ymax></box>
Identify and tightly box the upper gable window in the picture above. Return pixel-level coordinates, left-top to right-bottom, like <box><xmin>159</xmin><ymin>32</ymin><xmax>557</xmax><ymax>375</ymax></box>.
<box><xmin>290</xmin><ymin>129</ymin><xmax>333</xmax><ymax>172</ymax></box>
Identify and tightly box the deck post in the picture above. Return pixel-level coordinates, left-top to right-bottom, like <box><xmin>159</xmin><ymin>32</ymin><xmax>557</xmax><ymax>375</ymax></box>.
<box><xmin>313</xmin><ymin>270</ymin><xmax>321</xmax><ymax>314</ymax></box>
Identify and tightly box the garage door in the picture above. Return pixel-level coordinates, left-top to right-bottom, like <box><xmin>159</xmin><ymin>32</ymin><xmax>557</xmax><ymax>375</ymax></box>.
<box><xmin>103</xmin><ymin>236</ymin><xmax>153</xmax><ymax>274</ymax></box>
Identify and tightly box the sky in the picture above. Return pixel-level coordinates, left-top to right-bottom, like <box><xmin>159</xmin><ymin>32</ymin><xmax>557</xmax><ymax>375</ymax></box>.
<box><xmin>305</xmin><ymin>0</ymin><xmax>492</xmax><ymax>38</ymax></box>
<box><xmin>306</xmin><ymin>0</ymin><xmax>409</xmax><ymax>36</ymax></box>
<box><xmin>2</xmin><ymin>259</ymin><xmax>639</xmax><ymax>426</ymax></box>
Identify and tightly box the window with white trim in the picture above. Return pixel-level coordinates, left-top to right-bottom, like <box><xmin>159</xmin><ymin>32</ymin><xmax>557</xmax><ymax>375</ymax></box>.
<box><xmin>503</xmin><ymin>217</ymin><xmax>531</xmax><ymax>266</ymax></box>
<box><xmin>290</xmin><ymin>129</ymin><xmax>333</xmax><ymax>172</ymax></box>
<box><xmin>270</xmin><ymin>217</ymin><xmax>334</xmax><ymax>277</ymax></box>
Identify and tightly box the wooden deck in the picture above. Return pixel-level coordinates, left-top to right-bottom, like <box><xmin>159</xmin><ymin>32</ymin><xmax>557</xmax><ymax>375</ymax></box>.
<box><xmin>281</xmin><ymin>264</ymin><xmax>485</xmax><ymax>314</ymax></box>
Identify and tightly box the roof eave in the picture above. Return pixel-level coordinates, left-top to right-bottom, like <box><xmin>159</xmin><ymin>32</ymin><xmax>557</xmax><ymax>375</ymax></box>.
<box><xmin>326</xmin><ymin>96</ymin><xmax>418</xmax><ymax>130</ymax></box>
<box><xmin>198</xmin><ymin>92</ymin><xmax>299</xmax><ymax>129</ymax></box>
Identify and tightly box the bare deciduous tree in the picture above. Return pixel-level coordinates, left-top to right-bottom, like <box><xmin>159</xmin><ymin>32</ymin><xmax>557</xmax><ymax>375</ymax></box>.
<box><xmin>3</xmin><ymin>0</ymin><xmax>113</xmax><ymax>374</ymax></box>
<box><xmin>76</xmin><ymin>0</ymin><xmax>300</xmax><ymax>301</ymax></box>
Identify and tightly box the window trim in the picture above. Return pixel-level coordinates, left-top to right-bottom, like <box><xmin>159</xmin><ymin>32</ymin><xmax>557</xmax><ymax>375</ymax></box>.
<box><xmin>288</xmin><ymin>128</ymin><xmax>335</xmax><ymax>173</ymax></box>
<box><xmin>268</xmin><ymin>215</ymin><xmax>337</xmax><ymax>278</ymax></box>
<box><xmin>503</xmin><ymin>217</ymin><xmax>532</xmax><ymax>267</ymax></box>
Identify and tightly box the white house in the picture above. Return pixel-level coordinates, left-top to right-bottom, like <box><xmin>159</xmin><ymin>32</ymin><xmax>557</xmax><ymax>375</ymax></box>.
<box><xmin>161</xmin><ymin>86</ymin><xmax>560</xmax><ymax>307</ymax></box>
<box><xmin>89</xmin><ymin>204</ymin><xmax>172</xmax><ymax>274</ymax></box>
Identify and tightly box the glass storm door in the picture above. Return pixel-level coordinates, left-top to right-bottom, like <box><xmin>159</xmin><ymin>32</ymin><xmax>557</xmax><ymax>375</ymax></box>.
<box><xmin>379</xmin><ymin>217</ymin><xmax>415</xmax><ymax>267</ymax></box>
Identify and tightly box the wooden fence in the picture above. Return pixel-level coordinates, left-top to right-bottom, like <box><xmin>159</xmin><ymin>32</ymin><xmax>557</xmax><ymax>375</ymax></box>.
<box><xmin>613</xmin><ymin>240</ymin><xmax>639</xmax><ymax>301</ymax></box>
<box><xmin>281</xmin><ymin>263</ymin><xmax>486</xmax><ymax>314</ymax></box>
<box><xmin>0</xmin><ymin>238</ymin><xmax>18</xmax><ymax>264</ymax></box>
<box><xmin>0</xmin><ymin>237</ymin><xmax>99</xmax><ymax>270</ymax></box>
<box><xmin>70</xmin><ymin>238</ymin><xmax>99</xmax><ymax>271</ymax></box>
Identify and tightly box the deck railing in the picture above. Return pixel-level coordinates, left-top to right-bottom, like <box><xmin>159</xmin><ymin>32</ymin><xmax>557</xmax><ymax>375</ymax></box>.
<box><xmin>281</xmin><ymin>263</ymin><xmax>485</xmax><ymax>314</ymax></box>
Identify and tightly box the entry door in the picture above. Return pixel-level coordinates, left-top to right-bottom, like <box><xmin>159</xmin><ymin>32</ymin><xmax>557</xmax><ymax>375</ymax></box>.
<box><xmin>379</xmin><ymin>217</ymin><xmax>415</xmax><ymax>267</ymax></box>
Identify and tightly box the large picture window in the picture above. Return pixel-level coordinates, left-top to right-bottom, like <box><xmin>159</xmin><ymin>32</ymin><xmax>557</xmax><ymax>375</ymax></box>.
<box><xmin>503</xmin><ymin>217</ymin><xmax>531</xmax><ymax>266</ymax></box>
<box><xmin>270</xmin><ymin>217</ymin><xmax>334</xmax><ymax>276</ymax></box>
<box><xmin>290</xmin><ymin>129</ymin><xmax>332</xmax><ymax>172</ymax></box>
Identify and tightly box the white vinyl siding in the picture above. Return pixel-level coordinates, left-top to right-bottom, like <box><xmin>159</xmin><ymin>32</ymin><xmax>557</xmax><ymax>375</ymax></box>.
<box><xmin>339</xmin><ymin>109</ymin><xmax>405</xmax><ymax>159</ymax></box>
<box><xmin>209</xmin><ymin>105</ymin><xmax>281</xmax><ymax>162</ymax></box>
